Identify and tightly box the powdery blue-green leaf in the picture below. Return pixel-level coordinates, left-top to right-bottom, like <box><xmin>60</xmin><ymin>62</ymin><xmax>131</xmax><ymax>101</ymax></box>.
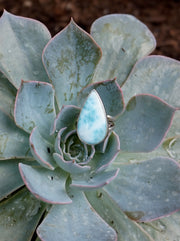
<box><xmin>19</xmin><ymin>163</ymin><xmax>72</xmax><ymax>204</ymax></box>
<box><xmin>71</xmin><ymin>169</ymin><xmax>119</xmax><ymax>190</ymax></box>
<box><xmin>91</xmin><ymin>14</ymin><xmax>156</xmax><ymax>86</ymax></box>
<box><xmin>106</xmin><ymin>157</ymin><xmax>180</xmax><ymax>222</ymax></box>
<box><xmin>42</xmin><ymin>19</ymin><xmax>102</xmax><ymax>108</ymax></box>
<box><xmin>53</xmin><ymin>153</ymin><xmax>91</xmax><ymax>174</ymax></box>
<box><xmin>0</xmin><ymin>159</ymin><xmax>24</xmax><ymax>200</ymax></box>
<box><xmin>0</xmin><ymin>71</ymin><xmax>16</xmax><ymax>118</ymax></box>
<box><xmin>54</xmin><ymin>128</ymin><xmax>66</xmax><ymax>155</ymax></box>
<box><xmin>86</xmin><ymin>190</ymin><xmax>154</xmax><ymax>241</ymax></box>
<box><xmin>51</xmin><ymin>105</ymin><xmax>80</xmax><ymax>135</ymax></box>
<box><xmin>141</xmin><ymin>211</ymin><xmax>180</xmax><ymax>241</ymax></box>
<box><xmin>14</xmin><ymin>81</ymin><xmax>56</xmax><ymax>137</ymax></box>
<box><xmin>95</xmin><ymin>132</ymin><xmax>112</xmax><ymax>154</ymax></box>
<box><xmin>112</xmin><ymin>144</ymin><xmax>167</xmax><ymax>166</ymax></box>
<box><xmin>37</xmin><ymin>188</ymin><xmax>117</xmax><ymax>241</ymax></box>
<box><xmin>30</xmin><ymin>127</ymin><xmax>56</xmax><ymax>170</ymax></box>
<box><xmin>112</xmin><ymin>136</ymin><xmax>180</xmax><ymax>167</ymax></box>
<box><xmin>79</xmin><ymin>79</ymin><xmax>124</xmax><ymax>118</ymax></box>
<box><xmin>0</xmin><ymin>188</ymin><xmax>46</xmax><ymax>241</ymax></box>
<box><xmin>90</xmin><ymin>131</ymin><xmax>120</xmax><ymax>172</ymax></box>
<box><xmin>0</xmin><ymin>109</ymin><xmax>32</xmax><ymax>160</ymax></box>
<box><xmin>122</xmin><ymin>56</ymin><xmax>180</xmax><ymax>108</ymax></box>
<box><xmin>115</xmin><ymin>94</ymin><xmax>176</xmax><ymax>152</ymax></box>
<box><xmin>0</xmin><ymin>10</ymin><xmax>51</xmax><ymax>89</ymax></box>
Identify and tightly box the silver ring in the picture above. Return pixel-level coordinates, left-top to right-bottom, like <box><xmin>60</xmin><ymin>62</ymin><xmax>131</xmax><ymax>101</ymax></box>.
<box><xmin>107</xmin><ymin>115</ymin><xmax>115</xmax><ymax>132</ymax></box>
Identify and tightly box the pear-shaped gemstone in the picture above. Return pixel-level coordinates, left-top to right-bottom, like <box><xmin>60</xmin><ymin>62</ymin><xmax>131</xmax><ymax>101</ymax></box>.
<box><xmin>77</xmin><ymin>90</ymin><xmax>108</xmax><ymax>145</ymax></box>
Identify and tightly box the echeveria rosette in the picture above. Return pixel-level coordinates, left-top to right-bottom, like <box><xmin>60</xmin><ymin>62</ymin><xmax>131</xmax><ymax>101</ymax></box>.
<box><xmin>15</xmin><ymin>82</ymin><xmax>120</xmax><ymax>199</ymax></box>
<box><xmin>0</xmin><ymin>11</ymin><xmax>180</xmax><ymax>241</ymax></box>
<box><xmin>15</xmin><ymin>80</ymin><xmax>120</xmax><ymax>240</ymax></box>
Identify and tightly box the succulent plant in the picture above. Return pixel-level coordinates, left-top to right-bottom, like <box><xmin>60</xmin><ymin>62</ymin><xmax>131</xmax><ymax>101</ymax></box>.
<box><xmin>0</xmin><ymin>10</ymin><xmax>180</xmax><ymax>241</ymax></box>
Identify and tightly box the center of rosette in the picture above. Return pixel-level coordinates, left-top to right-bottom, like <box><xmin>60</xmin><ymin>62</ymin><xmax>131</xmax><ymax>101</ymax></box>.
<box><xmin>65</xmin><ymin>133</ymin><xmax>86</xmax><ymax>162</ymax></box>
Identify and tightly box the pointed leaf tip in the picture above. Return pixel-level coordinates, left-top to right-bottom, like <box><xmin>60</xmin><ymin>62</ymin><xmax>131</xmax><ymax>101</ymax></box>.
<box><xmin>42</xmin><ymin>19</ymin><xmax>102</xmax><ymax>108</ymax></box>
<box><xmin>0</xmin><ymin>11</ymin><xmax>51</xmax><ymax>88</ymax></box>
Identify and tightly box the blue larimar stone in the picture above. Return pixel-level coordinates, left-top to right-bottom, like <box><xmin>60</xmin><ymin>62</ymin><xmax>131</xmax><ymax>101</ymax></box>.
<box><xmin>77</xmin><ymin>89</ymin><xmax>108</xmax><ymax>145</ymax></box>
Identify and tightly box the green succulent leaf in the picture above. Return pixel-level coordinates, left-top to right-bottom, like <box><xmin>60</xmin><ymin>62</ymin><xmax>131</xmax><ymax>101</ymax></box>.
<box><xmin>51</xmin><ymin>105</ymin><xmax>80</xmax><ymax>135</ymax></box>
<box><xmin>71</xmin><ymin>169</ymin><xmax>119</xmax><ymax>190</ymax></box>
<box><xmin>115</xmin><ymin>94</ymin><xmax>176</xmax><ymax>152</ymax></box>
<box><xmin>14</xmin><ymin>81</ymin><xmax>56</xmax><ymax>137</ymax></box>
<box><xmin>19</xmin><ymin>163</ymin><xmax>72</xmax><ymax>204</ymax></box>
<box><xmin>122</xmin><ymin>56</ymin><xmax>180</xmax><ymax>108</ymax></box>
<box><xmin>106</xmin><ymin>135</ymin><xmax>180</xmax><ymax>179</ymax></box>
<box><xmin>90</xmin><ymin>131</ymin><xmax>120</xmax><ymax>172</ymax></box>
<box><xmin>0</xmin><ymin>188</ymin><xmax>46</xmax><ymax>241</ymax></box>
<box><xmin>113</xmin><ymin>143</ymin><xmax>167</xmax><ymax>166</ymax></box>
<box><xmin>0</xmin><ymin>109</ymin><xmax>32</xmax><ymax>160</ymax></box>
<box><xmin>30</xmin><ymin>127</ymin><xmax>56</xmax><ymax>170</ymax></box>
<box><xmin>106</xmin><ymin>157</ymin><xmax>180</xmax><ymax>222</ymax></box>
<box><xmin>37</xmin><ymin>188</ymin><xmax>117</xmax><ymax>241</ymax></box>
<box><xmin>79</xmin><ymin>79</ymin><xmax>124</xmax><ymax>118</ymax></box>
<box><xmin>141</xmin><ymin>211</ymin><xmax>180</xmax><ymax>241</ymax></box>
<box><xmin>0</xmin><ymin>10</ymin><xmax>51</xmax><ymax>89</ymax></box>
<box><xmin>0</xmin><ymin>71</ymin><xmax>16</xmax><ymax>118</ymax></box>
<box><xmin>86</xmin><ymin>190</ymin><xmax>154</xmax><ymax>241</ymax></box>
<box><xmin>42</xmin><ymin>19</ymin><xmax>102</xmax><ymax>108</ymax></box>
<box><xmin>54</xmin><ymin>127</ymin><xmax>66</xmax><ymax>155</ymax></box>
<box><xmin>53</xmin><ymin>153</ymin><xmax>91</xmax><ymax>174</ymax></box>
<box><xmin>117</xmin><ymin>125</ymin><xmax>180</xmax><ymax>166</ymax></box>
<box><xmin>91</xmin><ymin>14</ymin><xmax>156</xmax><ymax>86</ymax></box>
<box><xmin>0</xmin><ymin>160</ymin><xmax>24</xmax><ymax>200</ymax></box>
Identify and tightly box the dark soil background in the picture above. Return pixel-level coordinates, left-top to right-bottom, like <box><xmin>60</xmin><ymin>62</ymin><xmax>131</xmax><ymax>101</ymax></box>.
<box><xmin>0</xmin><ymin>0</ymin><xmax>180</xmax><ymax>60</ymax></box>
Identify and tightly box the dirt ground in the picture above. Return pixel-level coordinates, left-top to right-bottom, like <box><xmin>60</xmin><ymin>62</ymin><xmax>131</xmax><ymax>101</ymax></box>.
<box><xmin>0</xmin><ymin>0</ymin><xmax>180</xmax><ymax>60</ymax></box>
